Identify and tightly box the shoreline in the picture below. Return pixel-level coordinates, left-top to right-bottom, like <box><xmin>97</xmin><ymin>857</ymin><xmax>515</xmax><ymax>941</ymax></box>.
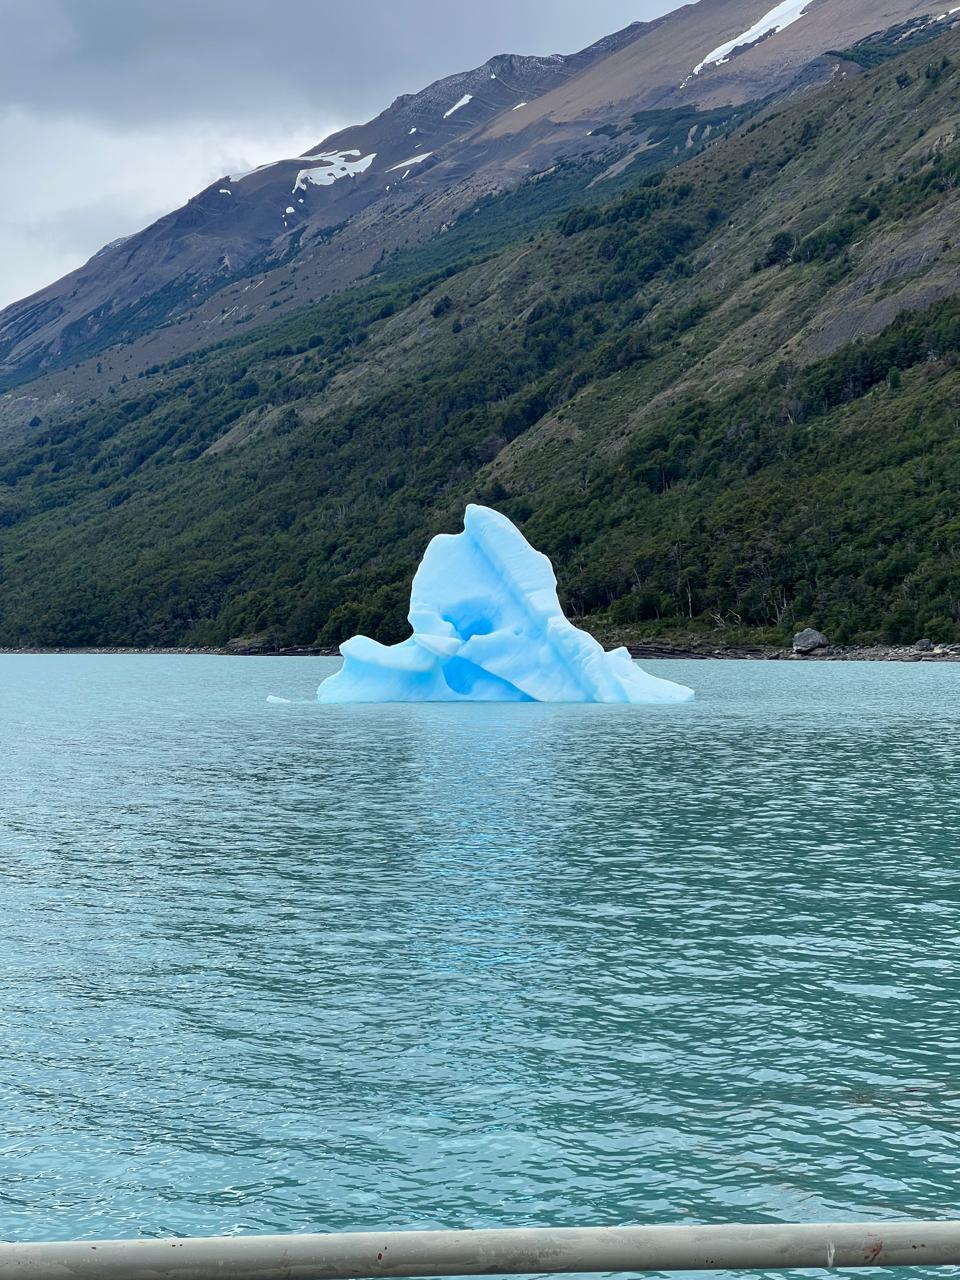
<box><xmin>624</xmin><ymin>641</ymin><xmax>960</xmax><ymax>662</ymax></box>
<box><xmin>2</xmin><ymin>641</ymin><xmax>959</xmax><ymax>662</ymax></box>
<box><xmin>0</xmin><ymin>645</ymin><xmax>337</xmax><ymax>658</ymax></box>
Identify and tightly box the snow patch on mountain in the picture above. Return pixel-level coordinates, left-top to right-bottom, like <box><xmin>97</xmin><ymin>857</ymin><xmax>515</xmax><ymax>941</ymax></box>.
<box><xmin>689</xmin><ymin>0</ymin><xmax>810</xmax><ymax>79</ymax></box>
<box><xmin>91</xmin><ymin>234</ymin><xmax>132</xmax><ymax>261</ymax></box>
<box><xmin>387</xmin><ymin>152</ymin><xmax>433</xmax><ymax>173</ymax></box>
<box><xmin>292</xmin><ymin>150</ymin><xmax>376</xmax><ymax>192</ymax></box>
<box><xmin>443</xmin><ymin>94</ymin><xmax>473</xmax><ymax>119</ymax></box>
<box><xmin>229</xmin><ymin>161</ymin><xmax>275</xmax><ymax>182</ymax></box>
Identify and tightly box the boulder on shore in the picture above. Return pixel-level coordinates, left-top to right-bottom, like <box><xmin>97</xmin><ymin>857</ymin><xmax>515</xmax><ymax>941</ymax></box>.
<box><xmin>914</xmin><ymin>638</ymin><xmax>934</xmax><ymax>652</ymax></box>
<box><xmin>793</xmin><ymin>627</ymin><xmax>829</xmax><ymax>654</ymax></box>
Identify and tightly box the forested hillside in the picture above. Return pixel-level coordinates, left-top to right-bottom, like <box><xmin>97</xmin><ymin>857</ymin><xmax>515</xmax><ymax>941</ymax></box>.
<box><xmin>1</xmin><ymin>28</ymin><xmax>959</xmax><ymax>649</ymax></box>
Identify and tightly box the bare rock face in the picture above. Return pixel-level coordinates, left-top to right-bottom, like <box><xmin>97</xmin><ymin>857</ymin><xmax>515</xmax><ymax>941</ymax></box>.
<box><xmin>793</xmin><ymin>628</ymin><xmax>829</xmax><ymax>654</ymax></box>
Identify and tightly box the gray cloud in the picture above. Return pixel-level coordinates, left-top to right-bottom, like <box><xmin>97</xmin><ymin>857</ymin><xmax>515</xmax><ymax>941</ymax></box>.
<box><xmin>0</xmin><ymin>0</ymin><xmax>683</xmax><ymax>307</ymax></box>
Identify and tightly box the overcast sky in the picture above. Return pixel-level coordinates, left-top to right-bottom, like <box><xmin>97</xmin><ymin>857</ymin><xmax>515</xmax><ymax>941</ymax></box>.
<box><xmin>0</xmin><ymin>0</ymin><xmax>686</xmax><ymax>310</ymax></box>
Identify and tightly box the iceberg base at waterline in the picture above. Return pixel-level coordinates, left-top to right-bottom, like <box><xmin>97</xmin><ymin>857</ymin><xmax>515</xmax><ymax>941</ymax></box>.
<box><xmin>317</xmin><ymin>505</ymin><xmax>694</xmax><ymax>705</ymax></box>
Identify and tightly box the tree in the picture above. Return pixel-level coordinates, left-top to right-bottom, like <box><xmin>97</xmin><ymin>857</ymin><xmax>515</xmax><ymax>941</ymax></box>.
<box><xmin>762</xmin><ymin>232</ymin><xmax>795</xmax><ymax>268</ymax></box>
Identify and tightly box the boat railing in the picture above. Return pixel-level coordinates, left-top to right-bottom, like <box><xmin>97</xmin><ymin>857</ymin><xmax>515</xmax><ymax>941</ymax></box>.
<box><xmin>1</xmin><ymin>1220</ymin><xmax>959</xmax><ymax>1277</ymax></box>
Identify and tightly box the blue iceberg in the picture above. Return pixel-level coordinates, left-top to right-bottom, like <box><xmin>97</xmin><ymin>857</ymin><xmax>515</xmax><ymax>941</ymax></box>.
<box><xmin>318</xmin><ymin>505</ymin><xmax>694</xmax><ymax>704</ymax></box>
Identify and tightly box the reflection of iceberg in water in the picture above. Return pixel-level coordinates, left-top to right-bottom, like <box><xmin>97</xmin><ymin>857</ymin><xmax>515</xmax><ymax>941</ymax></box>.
<box><xmin>318</xmin><ymin>505</ymin><xmax>694</xmax><ymax>704</ymax></box>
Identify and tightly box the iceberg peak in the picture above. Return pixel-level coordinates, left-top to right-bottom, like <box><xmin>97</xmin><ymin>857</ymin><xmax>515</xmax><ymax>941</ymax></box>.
<box><xmin>318</xmin><ymin>505</ymin><xmax>694</xmax><ymax>704</ymax></box>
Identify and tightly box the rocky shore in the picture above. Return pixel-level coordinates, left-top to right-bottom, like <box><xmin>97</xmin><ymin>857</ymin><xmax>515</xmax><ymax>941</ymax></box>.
<box><xmin>626</xmin><ymin>639</ymin><xmax>960</xmax><ymax>662</ymax></box>
<box><xmin>0</xmin><ymin>646</ymin><xmax>221</xmax><ymax>656</ymax></box>
<box><xmin>4</xmin><ymin>639</ymin><xmax>959</xmax><ymax>661</ymax></box>
<box><xmin>1</xmin><ymin>624</ymin><xmax>960</xmax><ymax>665</ymax></box>
<box><xmin>0</xmin><ymin>645</ymin><xmax>338</xmax><ymax>657</ymax></box>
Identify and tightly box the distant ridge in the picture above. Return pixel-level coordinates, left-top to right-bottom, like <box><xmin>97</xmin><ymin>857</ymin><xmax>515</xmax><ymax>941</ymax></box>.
<box><xmin>0</xmin><ymin>0</ymin><xmax>952</xmax><ymax>401</ymax></box>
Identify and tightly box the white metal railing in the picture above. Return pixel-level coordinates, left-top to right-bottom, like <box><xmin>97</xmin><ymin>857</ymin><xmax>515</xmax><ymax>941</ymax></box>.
<box><xmin>0</xmin><ymin>1221</ymin><xmax>959</xmax><ymax>1278</ymax></box>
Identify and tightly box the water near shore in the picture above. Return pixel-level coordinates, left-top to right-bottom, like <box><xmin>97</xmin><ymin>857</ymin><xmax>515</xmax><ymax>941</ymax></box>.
<box><xmin>3</xmin><ymin>655</ymin><xmax>960</xmax><ymax>1273</ymax></box>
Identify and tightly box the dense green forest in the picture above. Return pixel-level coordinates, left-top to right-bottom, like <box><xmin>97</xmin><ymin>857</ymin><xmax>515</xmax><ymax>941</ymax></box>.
<box><xmin>1</xmin><ymin>29</ymin><xmax>959</xmax><ymax>649</ymax></box>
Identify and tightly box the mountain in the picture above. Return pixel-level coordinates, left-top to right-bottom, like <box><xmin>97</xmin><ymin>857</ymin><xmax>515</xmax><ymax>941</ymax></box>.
<box><xmin>0</xmin><ymin>0</ymin><xmax>953</xmax><ymax>405</ymax></box>
<box><xmin>1</xmin><ymin>16</ymin><xmax>959</xmax><ymax>651</ymax></box>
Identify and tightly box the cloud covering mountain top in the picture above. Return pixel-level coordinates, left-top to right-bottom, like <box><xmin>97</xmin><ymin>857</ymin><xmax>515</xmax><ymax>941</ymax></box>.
<box><xmin>0</xmin><ymin>0</ymin><xmax>677</xmax><ymax>308</ymax></box>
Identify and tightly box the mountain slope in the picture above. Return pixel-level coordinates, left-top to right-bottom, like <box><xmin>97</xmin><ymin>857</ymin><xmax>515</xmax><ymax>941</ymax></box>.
<box><xmin>1</xmin><ymin>25</ymin><xmax>959</xmax><ymax>649</ymax></box>
<box><xmin>0</xmin><ymin>0</ymin><xmax>955</xmax><ymax>402</ymax></box>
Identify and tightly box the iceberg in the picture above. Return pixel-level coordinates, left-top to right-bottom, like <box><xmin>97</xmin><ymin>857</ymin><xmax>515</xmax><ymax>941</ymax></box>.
<box><xmin>317</xmin><ymin>505</ymin><xmax>694</xmax><ymax>704</ymax></box>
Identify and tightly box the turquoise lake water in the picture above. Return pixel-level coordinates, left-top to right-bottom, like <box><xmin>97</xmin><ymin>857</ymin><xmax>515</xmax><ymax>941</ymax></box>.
<box><xmin>3</xmin><ymin>654</ymin><xmax>960</xmax><ymax>1276</ymax></box>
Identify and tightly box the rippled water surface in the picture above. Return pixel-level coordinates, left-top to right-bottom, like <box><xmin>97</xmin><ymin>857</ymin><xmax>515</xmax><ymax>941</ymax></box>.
<box><xmin>3</xmin><ymin>655</ymin><xmax>960</xmax><ymax>1274</ymax></box>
